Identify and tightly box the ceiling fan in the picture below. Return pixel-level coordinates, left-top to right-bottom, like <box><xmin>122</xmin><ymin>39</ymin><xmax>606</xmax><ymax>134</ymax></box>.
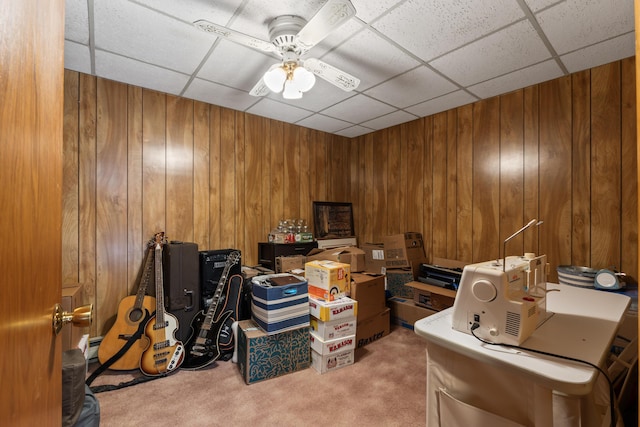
<box><xmin>194</xmin><ymin>0</ymin><xmax>361</xmax><ymax>100</ymax></box>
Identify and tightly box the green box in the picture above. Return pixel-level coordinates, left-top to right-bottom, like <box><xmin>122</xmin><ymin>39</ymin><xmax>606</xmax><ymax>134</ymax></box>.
<box><xmin>237</xmin><ymin>319</ymin><xmax>310</xmax><ymax>384</ymax></box>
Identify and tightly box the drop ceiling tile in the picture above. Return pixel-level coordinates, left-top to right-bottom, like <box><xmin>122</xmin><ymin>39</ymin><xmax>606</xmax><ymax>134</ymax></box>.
<box><xmin>405</xmin><ymin>91</ymin><xmax>478</xmax><ymax>118</ymax></box>
<box><xmin>246</xmin><ymin>98</ymin><xmax>313</xmax><ymax>123</ymax></box>
<box><xmin>522</xmin><ymin>0</ymin><xmax>564</xmax><ymax>13</ymax></box>
<box><xmin>467</xmin><ymin>59</ymin><xmax>563</xmax><ymax>99</ymax></box>
<box><xmin>321</xmin><ymin>94</ymin><xmax>397</xmax><ymax>124</ymax></box>
<box><xmin>132</xmin><ymin>0</ymin><xmax>242</xmax><ymax>26</ymax></box>
<box><xmin>278</xmin><ymin>78</ymin><xmax>357</xmax><ymax>111</ymax></box>
<box><xmin>94</xmin><ymin>0</ymin><xmax>214</xmax><ymax>75</ymax></box>
<box><xmin>183</xmin><ymin>78</ymin><xmax>258</xmax><ymax>111</ymax></box>
<box><xmin>198</xmin><ymin>40</ymin><xmax>274</xmax><ymax>92</ymax></box>
<box><xmin>372</xmin><ymin>0</ymin><xmax>525</xmax><ymax>61</ymax></box>
<box><xmin>535</xmin><ymin>0</ymin><xmax>634</xmax><ymax>55</ymax></box>
<box><xmin>320</xmin><ymin>28</ymin><xmax>421</xmax><ymax>91</ymax></box>
<box><xmin>220</xmin><ymin>0</ymin><xmax>328</xmax><ymax>46</ymax></box>
<box><xmin>64</xmin><ymin>0</ymin><xmax>637</xmax><ymax>136</ymax></box>
<box><xmin>95</xmin><ymin>51</ymin><xmax>191</xmax><ymax>95</ymax></box>
<box><xmin>365</xmin><ymin>66</ymin><xmax>459</xmax><ymax>109</ymax></box>
<box><xmin>296</xmin><ymin>114</ymin><xmax>353</xmax><ymax>134</ymax></box>
<box><xmin>64</xmin><ymin>41</ymin><xmax>92</xmax><ymax>75</ymax></box>
<box><xmin>307</xmin><ymin>20</ymin><xmax>364</xmax><ymax>59</ymax></box>
<box><xmin>65</xmin><ymin>0</ymin><xmax>89</xmax><ymax>44</ymax></box>
<box><xmin>238</xmin><ymin>0</ymin><xmax>327</xmax><ymax>26</ymax></box>
<box><xmin>560</xmin><ymin>33</ymin><xmax>635</xmax><ymax>74</ymax></box>
<box><xmin>430</xmin><ymin>20</ymin><xmax>551</xmax><ymax>87</ymax></box>
<box><xmin>350</xmin><ymin>0</ymin><xmax>405</xmax><ymax>24</ymax></box>
<box><xmin>335</xmin><ymin>125</ymin><xmax>375</xmax><ymax>138</ymax></box>
<box><xmin>360</xmin><ymin>110</ymin><xmax>418</xmax><ymax>131</ymax></box>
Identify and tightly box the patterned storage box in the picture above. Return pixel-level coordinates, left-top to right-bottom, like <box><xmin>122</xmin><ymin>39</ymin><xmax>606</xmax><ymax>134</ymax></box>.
<box><xmin>251</xmin><ymin>273</ymin><xmax>310</xmax><ymax>334</ymax></box>
<box><xmin>237</xmin><ymin>319</ymin><xmax>310</xmax><ymax>384</ymax></box>
<box><xmin>385</xmin><ymin>269</ymin><xmax>415</xmax><ymax>298</ymax></box>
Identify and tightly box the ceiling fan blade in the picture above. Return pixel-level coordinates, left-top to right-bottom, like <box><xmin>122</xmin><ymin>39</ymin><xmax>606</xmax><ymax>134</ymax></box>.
<box><xmin>304</xmin><ymin>58</ymin><xmax>360</xmax><ymax>92</ymax></box>
<box><xmin>194</xmin><ymin>19</ymin><xmax>276</xmax><ymax>54</ymax></box>
<box><xmin>295</xmin><ymin>0</ymin><xmax>356</xmax><ymax>51</ymax></box>
<box><xmin>249</xmin><ymin>78</ymin><xmax>270</xmax><ymax>97</ymax></box>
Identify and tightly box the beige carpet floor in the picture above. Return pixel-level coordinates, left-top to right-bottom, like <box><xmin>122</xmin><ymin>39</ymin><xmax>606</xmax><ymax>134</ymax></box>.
<box><xmin>89</xmin><ymin>325</ymin><xmax>428</xmax><ymax>427</ymax></box>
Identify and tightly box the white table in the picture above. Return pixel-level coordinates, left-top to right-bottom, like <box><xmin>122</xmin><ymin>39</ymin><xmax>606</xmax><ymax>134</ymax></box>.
<box><xmin>414</xmin><ymin>283</ymin><xmax>630</xmax><ymax>427</ymax></box>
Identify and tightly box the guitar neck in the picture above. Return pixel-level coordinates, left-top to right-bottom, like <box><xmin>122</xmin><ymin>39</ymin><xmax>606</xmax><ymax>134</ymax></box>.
<box><xmin>154</xmin><ymin>243</ymin><xmax>165</xmax><ymax>325</ymax></box>
<box><xmin>133</xmin><ymin>244</ymin><xmax>155</xmax><ymax>310</ymax></box>
<box><xmin>203</xmin><ymin>272</ymin><xmax>230</xmax><ymax>322</ymax></box>
<box><xmin>202</xmin><ymin>251</ymin><xmax>240</xmax><ymax>324</ymax></box>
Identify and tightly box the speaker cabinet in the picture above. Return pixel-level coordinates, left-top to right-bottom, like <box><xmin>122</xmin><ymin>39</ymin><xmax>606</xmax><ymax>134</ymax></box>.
<box><xmin>199</xmin><ymin>249</ymin><xmax>242</xmax><ymax>309</ymax></box>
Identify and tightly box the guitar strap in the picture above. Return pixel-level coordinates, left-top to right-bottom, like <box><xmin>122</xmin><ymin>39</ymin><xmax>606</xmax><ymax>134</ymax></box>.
<box><xmin>86</xmin><ymin>310</ymin><xmax>164</xmax><ymax>393</ymax></box>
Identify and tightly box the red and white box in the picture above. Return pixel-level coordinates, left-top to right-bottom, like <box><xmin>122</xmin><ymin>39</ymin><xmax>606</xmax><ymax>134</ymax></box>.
<box><xmin>311</xmin><ymin>348</ymin><xmax>355</xmax><ymax>374</ymax></box>
<box><xmin>308</xmin><ymin>296</ymin><xmax>358</xmax><ymax>322</ymax></box>
<box><xmin>310</xmin><ymin>316</ymin><xmax>357</xmax><ymax>341</ymax></box>
<box><xmin>309</xmin><ymin>331</ymin><xmax>356</xmax><ymax>355</ymax></box>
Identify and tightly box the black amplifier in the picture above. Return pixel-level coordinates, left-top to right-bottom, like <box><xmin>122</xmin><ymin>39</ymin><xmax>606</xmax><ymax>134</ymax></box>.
<box><xmin>199</xmin><ymin>249</ymin><xmax>242</xmax><ymax>309</ymax></box>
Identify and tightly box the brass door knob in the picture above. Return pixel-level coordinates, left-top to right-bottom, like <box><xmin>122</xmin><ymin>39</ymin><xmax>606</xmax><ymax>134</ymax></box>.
<box><xmin>52</xmin><ymin>303</ymin><xmax>93</xmax><ymax>335</ymax></box>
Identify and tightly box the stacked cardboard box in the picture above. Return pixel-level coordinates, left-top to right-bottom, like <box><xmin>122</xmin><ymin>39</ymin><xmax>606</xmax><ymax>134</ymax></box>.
<box><xmin>386</xmin><ymin>270</ymin><xmax>415</xmax><ymax>298</ymax></box>
<box><xmin>306</xmin><ymin>246</ymin><xmax>366</xmax><ymax>272</ymax></box>
<box><xmin>275</xmin><ymin>255</ymin><xmax>307</xmax><ymax>273</ymax></box>
<box><xmin>308</xmin><ymin>296</ymin><xmax>358</xmax><ymax>374</ymax></box>
<box><xmin>387</xmin><ymin>296</ymin><xmax>436</xmax><ymax>329</ymax></box>
<box><xmin>305</xmin><ymin>259</ymin><xmax>351</xmax><ymax>301</ymax></box>
<box><xmin>406</xmin><ymin>281</ymin><xmax>456</xmax><ymax>311</ymax></box>
<box><xmin>360</xmin><ymin>242</ymin><xmax>386</xmax><ymax>274</ymax></box>
<box><xmin>350</xmin><ymin>273</ymin><xmax>390</xmax><ymax>348</ymax></box>
<box><xmin>384</xmin><ymin>232</ymin><xmax>428</xmax><ymax>279</ymax></box>
<box><xmin>388</xmin><ymin>258</ymin><xmax>466</xmax><ymax>329</ymax></box>
<box><xmin>236</xmin><ymin>319</ymin><xmax>310</xmax><ymax>384</ymax></box>
<box><xmin>250</xmin><ymin>273</ymin><xmax>310</xmax><ymax>334</ymax></box>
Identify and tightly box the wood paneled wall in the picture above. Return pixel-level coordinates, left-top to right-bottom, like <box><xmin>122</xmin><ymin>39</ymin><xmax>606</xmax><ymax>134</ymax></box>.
<box><xmin>63</xmin><ymin>57</ymin><xmax>637</xmax><ymax>336</ymax></box>
<box><xmin>350</xmin><ymin>58</ymin><xmax>637</xmax><ymax>281</ymax></box>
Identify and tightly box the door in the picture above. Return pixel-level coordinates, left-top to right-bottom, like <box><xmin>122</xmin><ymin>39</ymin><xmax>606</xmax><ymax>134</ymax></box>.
<box><xmin>0</xmin><ymin>0</ymin><xmax>65</xmax><ymax>426</ymax></box>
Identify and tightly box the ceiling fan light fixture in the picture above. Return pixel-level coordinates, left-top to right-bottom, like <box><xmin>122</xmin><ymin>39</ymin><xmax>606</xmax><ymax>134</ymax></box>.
<box><xmin>292</xmin><ymin>66</ymin><xmax>316</xmax><ymax>92</ymax></box>
<box><xmin>263</xmin><ymin>66</ymin><xmax>287</xmax><ymax>93</ymax></box>
<box><xmin>282</xmin><ymin>80</ymin><xmax>303</xmax><ymax>99</ymax></box>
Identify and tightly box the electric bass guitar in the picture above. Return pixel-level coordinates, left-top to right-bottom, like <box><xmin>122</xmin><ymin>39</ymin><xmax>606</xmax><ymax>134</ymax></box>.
<box><xmin>97</xmin><ymin>233</ymin><xmax>159</xmax><ymax>370</ymax></box>
<box><xmin>181</xmin><ymin>250</ymin><xmax>241</xmax><ymax>370</ymax></box>
<box><xmin>140</xmin><ymin>235</ymin><xmax>185</xmax><ymax>376</ymax></box>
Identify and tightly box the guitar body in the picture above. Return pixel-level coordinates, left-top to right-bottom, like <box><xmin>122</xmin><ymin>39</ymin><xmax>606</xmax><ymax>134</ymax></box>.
<box><xmin>181</xmin><ymin>309</ymin><xmax>233</xmax><ymax>370</ymax></box>
<box><xmin>97</xmin><ymin>295</ymin><xmax>156</xmax><ymax>370</ymax></box>
<box><xmin>140</xmin><ymin>311</ymin><xmax>185</xmax><ymax>376</ymax></box>
<box><xmin>180</xmin><ymin>251</ymin><xmax>242</xmax><ymax>370</ymax></box>
<box><xmin>215</xmin><ymin>274</ymin><xmax>245</xmax><ymax>357</ymax></box>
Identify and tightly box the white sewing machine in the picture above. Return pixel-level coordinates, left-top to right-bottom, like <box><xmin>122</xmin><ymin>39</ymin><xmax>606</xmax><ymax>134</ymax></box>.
<box><xmin>451</xmin><ymin>253</ymin><xmax>550</xmax><ymax>346</ymax></box>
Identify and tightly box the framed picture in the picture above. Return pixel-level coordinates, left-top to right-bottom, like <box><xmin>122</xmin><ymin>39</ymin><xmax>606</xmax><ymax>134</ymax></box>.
<box><xmin>312</xmin><ymin>201</ymin><xmax>354</xmax><ymax>239</ymax></box>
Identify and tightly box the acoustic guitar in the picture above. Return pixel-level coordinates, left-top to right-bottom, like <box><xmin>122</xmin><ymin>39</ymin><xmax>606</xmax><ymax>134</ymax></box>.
<box><xmin>140</xmin><ymin>235</ymin><xmax>185</xmax><ymax>376</ymax></box>
<box><xmin>181</xmin><ymin>250</ymin><xmax>241</xmax><ymax>370</ymax></box>
<box><xmin>97</xmin><ymin>233</ymin><xmax>159</xmax><ymax>370</ymax></box>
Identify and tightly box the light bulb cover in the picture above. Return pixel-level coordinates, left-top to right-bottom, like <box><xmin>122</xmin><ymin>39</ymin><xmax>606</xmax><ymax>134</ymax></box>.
<box><xmin>263</xmin><ymin>66</ymin><xmax>286</xmax><ymax>93</ymax></box>
<box><xmin>292</xmin><ymin>66</ymin><xmax>316</xmax><ymax>92</ymax></box>
<box><xmin>282</xmin><ymin>80</ymin><xmax>302</xmax><ymax>99</ymax></box>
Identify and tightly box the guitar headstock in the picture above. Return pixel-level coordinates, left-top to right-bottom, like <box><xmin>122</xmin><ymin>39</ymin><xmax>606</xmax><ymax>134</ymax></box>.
<box><xmin>150</xmin><ymin>231</ymin><xmax>166</xmax><ymax>249</ymax></box>
<box><xmin>228</xmin><ymin>251</ymin><xmax>241</xmax><ymax>266</ymax></box>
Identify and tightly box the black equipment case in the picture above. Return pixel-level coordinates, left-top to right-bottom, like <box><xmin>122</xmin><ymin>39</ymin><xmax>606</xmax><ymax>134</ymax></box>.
<box><xmin>162</xmin><ymin>241</ymin><xmax>201</xmax><ymax>343</ymax></box>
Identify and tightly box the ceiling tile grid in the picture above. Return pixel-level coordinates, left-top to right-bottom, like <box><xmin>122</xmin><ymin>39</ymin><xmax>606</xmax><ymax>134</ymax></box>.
<box><xmin>64</xmin><ymin>0</ymin><xmax>635</xmax><ymax>137</ymax></box>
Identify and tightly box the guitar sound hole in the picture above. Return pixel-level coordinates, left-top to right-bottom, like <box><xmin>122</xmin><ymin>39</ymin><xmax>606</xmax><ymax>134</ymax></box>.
<box><xmin>129</xmin><ymin>308</ymin><xmax>143</xmax><ymax>322</ymax></box>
